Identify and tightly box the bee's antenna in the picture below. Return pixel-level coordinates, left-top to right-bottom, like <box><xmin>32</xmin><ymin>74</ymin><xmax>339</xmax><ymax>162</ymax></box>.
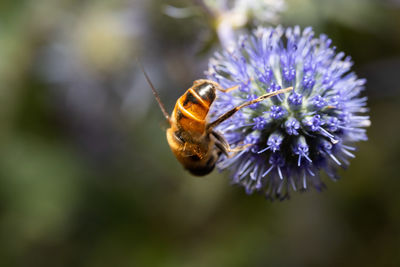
<box><xmin>137</xmin><ymin>59</ymin><xmax>171</xmax><ymax>123</ymax></box>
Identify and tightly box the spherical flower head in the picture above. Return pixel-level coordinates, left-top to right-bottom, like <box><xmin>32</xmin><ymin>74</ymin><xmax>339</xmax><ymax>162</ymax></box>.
<box><xmin>207</xmin><ymin>26</ymin><xmax>370</xmax><ymax>200</ymax></box>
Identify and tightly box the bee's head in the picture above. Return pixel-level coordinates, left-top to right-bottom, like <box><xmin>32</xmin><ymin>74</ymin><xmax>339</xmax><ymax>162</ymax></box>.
<box><xmin>166</xmin><ymin>128</ymin><xmax>218</xmax><ymax>176</ymax></box>
<box><xmin>186</xmin><ymin>153</ymin><xmax>217</xmax><ymax>176</ymax></box>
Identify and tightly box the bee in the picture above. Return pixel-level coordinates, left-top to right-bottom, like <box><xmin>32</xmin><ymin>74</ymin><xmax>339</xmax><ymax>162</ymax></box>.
<box><xmin>139</xmin><ymin>62</ymin><xmax>292</xmax><ymax>176</ymax></box>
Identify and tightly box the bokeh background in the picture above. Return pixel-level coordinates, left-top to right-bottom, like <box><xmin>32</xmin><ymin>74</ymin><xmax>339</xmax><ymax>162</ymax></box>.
<box><xmin>1</xmin><ymin>0</ymin><xmax>400</xmax><ymax>266</ymax></box>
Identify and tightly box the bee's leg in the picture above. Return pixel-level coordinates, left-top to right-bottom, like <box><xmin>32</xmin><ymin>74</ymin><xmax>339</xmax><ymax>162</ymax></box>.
<box><xmin>227</xmin><ymin>144</ymin><xmax>252</xmax><ymax>153</ymax></box>
<box><xmin>192</xmin><ymin>79</ymin><xmax>239</xmax><ymax>93</ymax></box>
<box><xmin>211</xmin><ymin>130</ymin><xmax>229</xmax><ymax>156</ymax></box>
<box><xmin>192</xmin><ymin>79</ymin><xmax>205</xmax><ymax>85</ymax></box>
<box><xmin>206</xmin><ymin>86</ymin><xmax>293</xmax><ymax>131</ymax></box>
<box><xmin>215</xmin><ymin>84</ymin><xmax>240</xmax><ymax>93</ymax></box>
<box><xmin>211</xmin><ymin>130</ymin><xmax>252</xmax><ymax>158</ymax></box>
<box><xmin>215</xmin><ymin>78</ymin><xmax>255</xmax><ymax>93</ymax></box>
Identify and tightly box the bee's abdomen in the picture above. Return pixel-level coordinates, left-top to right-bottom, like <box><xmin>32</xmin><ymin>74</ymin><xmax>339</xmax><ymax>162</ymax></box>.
<box><xmin>180</xmin><ymin>89</ymin><xmax>210</xmax><ymax>119</ymax></box>
<box><xmin>181</xmin><ymin>82</ymin><xmax>216</xmax><ymax>118</ymax></box>
<box><xmin>174</xmin><ymin>82</ymin><xmax>217</xmax><ymax>133</ymax></box>
<box><xmin>174</xmin><ymin>90</ymin><xmax>207</xmax><ymax>133</ymax></box>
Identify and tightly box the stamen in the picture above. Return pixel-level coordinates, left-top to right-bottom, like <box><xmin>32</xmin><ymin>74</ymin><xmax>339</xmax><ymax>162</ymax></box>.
<box><xmin>318</xmin><ymin>127</ymin><xmax>339</xmax><ymax>144</ymax></box>
<box><xmin>342</xmin><ymin>148</ymin><xmax>355</xmax><ymax>158</ymax></box>
<box><xmin>262</xmin><ymin>166</ymin><xmax>274</xmax><ymax>177</ymax></box>
<box><xmin>277</xmin><ymin>166</ymin><xmax>283</xmax><ymax>180</ymax></box>
<box><xmin>302</xmin><ymin>173</ymin><xmax>307</xmax><ymax>189</ymax></box>
<box><xmin>328</xmin><ymin>153</ymin><xmax>341</xmax><ymax>166</ymax></box>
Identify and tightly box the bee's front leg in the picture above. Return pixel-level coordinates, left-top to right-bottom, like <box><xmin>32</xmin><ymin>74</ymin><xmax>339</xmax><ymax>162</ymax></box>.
<box><xmin>211</xmin><ymin>130</ymin><xmax>252</xmax><ymax>158</ymax></box>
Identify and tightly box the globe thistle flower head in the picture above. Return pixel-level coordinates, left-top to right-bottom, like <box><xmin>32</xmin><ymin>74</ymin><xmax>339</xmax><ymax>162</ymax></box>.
<box><xmin>207</xmin><ymin>26</ymin><xmax>370</xmax><ymax>200</ymax></box>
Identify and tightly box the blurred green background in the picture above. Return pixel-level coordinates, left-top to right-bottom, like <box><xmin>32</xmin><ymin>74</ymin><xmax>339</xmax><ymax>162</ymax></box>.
<box><xmin>0</xmin><ymin>0</ymin><xmax>400</xmax><ymax>266</ymax></box>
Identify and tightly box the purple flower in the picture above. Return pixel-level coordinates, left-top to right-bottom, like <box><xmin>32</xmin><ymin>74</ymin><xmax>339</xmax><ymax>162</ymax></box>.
<box><xmin>207</xmin><ymin>26</ymin><xmax>370</xmax><ymax>200</ymax></box>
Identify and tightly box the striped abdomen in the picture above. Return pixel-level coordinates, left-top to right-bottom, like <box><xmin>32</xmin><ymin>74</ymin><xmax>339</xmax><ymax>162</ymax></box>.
<box><xmin>172</xmin><ymin>81</ymin><xmax>217</xmax><ymax>134</ymax></box>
